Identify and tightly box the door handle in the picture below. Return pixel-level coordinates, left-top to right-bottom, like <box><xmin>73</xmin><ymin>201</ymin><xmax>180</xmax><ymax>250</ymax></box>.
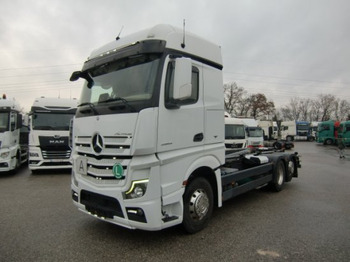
<box><xmin>193</xmin><ymin>133</ymin><xmax>204</xmax><ymax>142</ymax></box>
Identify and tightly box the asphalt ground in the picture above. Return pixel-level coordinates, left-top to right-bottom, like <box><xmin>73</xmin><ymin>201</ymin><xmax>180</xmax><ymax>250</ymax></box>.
<box><xmin>0</xmin><ymin>142</ymin><xmax>349</xmax><ymax>261</ymax></box>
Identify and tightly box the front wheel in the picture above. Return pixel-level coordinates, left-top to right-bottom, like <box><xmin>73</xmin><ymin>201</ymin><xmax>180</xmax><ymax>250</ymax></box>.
<box><xmin>182</xmin><ymin>177</ymin><xmax>213</xmax><ymax>234</ymax></box>
<box><xmin>324</xmin><ymin>139</ymin><xmax>333</xmax><ymax>145</ymax></box>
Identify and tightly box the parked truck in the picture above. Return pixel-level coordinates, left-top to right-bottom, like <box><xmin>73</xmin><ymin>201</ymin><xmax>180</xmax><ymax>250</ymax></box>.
<box><xmin>0</xmin><ymin>95</ymin><xmax>28</xmax><ymax>173</ymax></box>
<box><xmin>224</xmin><ymin>117</ymin><xmax>247</xmax><ymax>151</ymax></box>
<box><xmin>316</xmin><ymin>120</ymin><xmax>340</xmax><ymax>145</ymax></box>
<box><xmin>280</xmin><ymin>120</ymin><xmax>314</xmax><ymax>141</ymax></box>
<box><xmin>28</xmin><ymin>97</ymin><xmax>78</xmax><ymax>171</ymax></box>
<box><xmin>69</xmin><ymin>24</ymin><xmax>301</xmax><ymax>233</ymax></box>
<box><xmin>239</xmin><ymin>118</ymin><xmax>264</xmax><ymax>149</ymax></box>
<box><xmin>258</xmin><ymin>120</ymin><xmax>294</xmax><ymax>150</ymax></box>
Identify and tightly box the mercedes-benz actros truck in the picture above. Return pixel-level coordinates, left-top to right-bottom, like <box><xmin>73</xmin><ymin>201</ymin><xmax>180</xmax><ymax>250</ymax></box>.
<box><xmin>69</xmin><ymin>24</ymin><xmax>300</xmax><ymax>233</ymax></box>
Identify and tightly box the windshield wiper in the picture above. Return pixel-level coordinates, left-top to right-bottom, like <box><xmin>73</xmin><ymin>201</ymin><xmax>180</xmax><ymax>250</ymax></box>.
<box><xmin>78</xmin><ymin>102</ymin><xmax>99</xmax><ymax>115</ymax></box>
<box><xmin>99</xmin><ymin>97</ymin><xmax>136</xmax><ymax>112</ymax></box>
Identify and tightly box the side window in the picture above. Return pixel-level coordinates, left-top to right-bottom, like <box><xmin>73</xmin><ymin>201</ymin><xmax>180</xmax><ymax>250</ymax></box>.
<box><xmin>323</xmin><ymin>125</ymin><xmax>330</xmax><ymax>131</ymax></box>
<box><xmin>10</xmin><ymin>112</ymin><xmax>17</xmax><ymax>131</ymax></box>
<box><xmin>165</xmin><ymin>60</ymin><xmax>199</xmax><ymax>108</ymax></box>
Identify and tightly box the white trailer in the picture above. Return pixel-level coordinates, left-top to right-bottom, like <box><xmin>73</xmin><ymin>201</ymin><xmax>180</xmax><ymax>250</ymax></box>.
<box><xmin>28</xmin><ymin>97</ymin><xmax>78</xmax><ymax>171</ymax></box>
<box><xmin>0</xmin><ymin>95</ymin><xmax>28</xmax><ymax>173</ymax></box>
<box><xmin>70</xmin><ymin>24</ymin><xmax>300</xmax><ymax>233</ymax></box>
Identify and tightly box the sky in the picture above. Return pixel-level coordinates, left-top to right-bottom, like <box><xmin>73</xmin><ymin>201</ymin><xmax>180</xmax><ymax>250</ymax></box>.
<box><xmin>1</xmin><ymin>0</ymin><xmax>349</xmax><ymax>112</ymax></box>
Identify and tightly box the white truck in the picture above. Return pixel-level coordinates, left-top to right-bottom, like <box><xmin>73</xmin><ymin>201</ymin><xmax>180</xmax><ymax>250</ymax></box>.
<box><xmin>0</xmin><ymin>95</ymin><xmax>28</xmax><ymax>173</ymax></box>
<box><xmin>28</xmin><ymin>97</ymin><xmax>78</xmax><ymax>171</ymax></box>
<box><xmin>258</xmin><ymin>120</ymin><xmax>294</xmax><ymax>150</ymax></box>
<box><xmin>280</xmin><ymin>120</ymin><xmax>314</xmax><ymax>141</ymax></box>
<box><xmin>239</xmin><ymin>118</ymin><xmax>264</xmax><ymax>149</ymax></box>
<box><xmin>225</xmin><ymin>117</ymin><xmax>247</xmax><ymax>151</ymax></box>
<box><xmin>69</xmin><ymin>24</ymin><xmax>301</xmax><ymax>233</ymax></box>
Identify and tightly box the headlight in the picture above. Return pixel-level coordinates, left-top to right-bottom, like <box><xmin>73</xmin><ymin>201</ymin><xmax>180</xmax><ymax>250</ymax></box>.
<box><xmin>30</xmin><ymin>152</ymin><xmax>39</xmax><ymax>157</ymax></box>
<box><xmin>1</xmin><ymin>151</ymin><xmax>10</xmax><ymax>159</ymax></box>
<box><xmin>124</xmin><ymin>179</ymin><xmax>149</xmax><ymax>199</ymax></box>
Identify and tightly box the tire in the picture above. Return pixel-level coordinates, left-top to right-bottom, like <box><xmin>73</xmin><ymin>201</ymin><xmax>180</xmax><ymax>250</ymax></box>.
<box><xmin>286</xmin><ymin>159</ymin><xmax>295</xmax><ymax>182</ymax></box>
<box><xmin>269</xmin><ymin>160</ymin><xmax>285</xmax><ymax>192</ymax></box>
<box><xmin>325</xmin><ymin>139</ymin><xmax>333</xmax><ymax>145</ymax></box>
<box><xmin>273</xmin><ymin>142</ymin><xmax>282</xmax><ymax>150</ymax></box>
<box><xmin>182</xmin><ymin>177</ymin><xmax>214</xmax><ymax>233</ymax></box>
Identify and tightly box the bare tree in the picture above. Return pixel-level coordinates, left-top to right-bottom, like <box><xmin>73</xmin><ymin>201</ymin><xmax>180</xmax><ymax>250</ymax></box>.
<box><xmin>299</xmin><ymin>98</ymin><xmax>312</xmax><ymax>121</ymax></box>
<box><xmin>336</xmin><ymin>99</ymin><xmax>350</xmax><ymax>121</ymax></box>
<box><xmin>248</xmin><ymin>93</ymin><xmax>275</xmax><ymax>119</ymax></box>
<box><xmin>316</xmin><ymin>94</ymin><xmax>337</xmax><ymax>121</ymax></box>
<box><xmin>223</xmin><ymin>82</ymin><xmax>246</xmax><ymax>116</ymax></box>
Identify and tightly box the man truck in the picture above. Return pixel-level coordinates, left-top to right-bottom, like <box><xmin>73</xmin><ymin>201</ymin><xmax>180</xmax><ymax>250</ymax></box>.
<box><xmin>0</xmin><ymin>95</ymin><xmax>28</xmax><ymax>173</ymax></box>
<box><xmin>316</xmin><ymin>120</ymin><xmax>340</xmax><ymax>145</ymax></box>
<box><xmin>69</xmin><ymin>24</ymin><xmax>301</xmax><ymax>233</ymax></box>
<box><xmin>28</xmin><ymin>97</ymin><xmax>78</xmax><ymax>171</ymax></box>
<box><xmin>224</xmin><ymin>117</ymin><xmax>247</xmax><ymax>151</ymax></box>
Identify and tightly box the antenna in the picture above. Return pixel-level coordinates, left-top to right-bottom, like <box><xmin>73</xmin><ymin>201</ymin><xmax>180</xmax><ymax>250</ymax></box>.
<box><xmin>116</xmin><ymin>25</ymin><xmax>124</xmax><ymax>41</ymax></box>
<box><xmin>181</xmin><ymin>19</ymin><xmax>186</xmax><ymax>48</ymax></box>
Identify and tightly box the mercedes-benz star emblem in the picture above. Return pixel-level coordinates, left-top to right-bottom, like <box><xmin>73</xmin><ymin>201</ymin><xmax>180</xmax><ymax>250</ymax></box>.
<box><xmin>92</xmin><ymin>133</ymin><xmax>103</xmax><ymax>154</ymax></box>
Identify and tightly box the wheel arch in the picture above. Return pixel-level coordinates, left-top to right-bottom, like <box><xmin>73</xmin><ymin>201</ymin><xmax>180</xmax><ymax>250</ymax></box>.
<box><xmin>184</xmin><ymin>156</ymin><xmax>222</xmax><ymax>208</ymax></box>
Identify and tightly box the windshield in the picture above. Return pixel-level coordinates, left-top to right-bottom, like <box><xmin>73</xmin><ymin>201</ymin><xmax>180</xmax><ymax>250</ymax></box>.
<box><xmin>225</xmin><ymin>124</ymin><xmax>246</xmax><ymax>139</ymax></box>
<box><xmin>297</xmin><ymin>124</ymin><xmax>310</xmax><ymax>130</ymax></box>
<box><xmin>32</xmin><ymin>112</ymin><xmax>75</xmax><ymax>130</ymax></box>
<box><xmin>318</xmin><ymin>124</ymin><xmax>330</xmax><ymax>132</ymax></box>
<box><xmin>0</xmin><ymin>112</ymin><xmax>9</xmax><ymax>132</ymax></box>
<box><xmin>247</xmin><ymin>127</ymin><xmax>263</xmax><ymax>137</ymax></box>
<box><xmin>78</xmin><ymin>54</ymin><xmax>161</xmax><ymax>116</ymax></box>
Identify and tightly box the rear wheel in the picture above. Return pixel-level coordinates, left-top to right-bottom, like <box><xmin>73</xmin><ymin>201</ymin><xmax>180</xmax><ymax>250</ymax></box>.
<box><xmin>269</xmin><ymin>160</ymin><xmax>285</xmax><ymax>192</ymax></box>
<box><xmin>182</xmin><ymin>177</ymin><xmax>213</xmax><ymax>233</ymax></box>
<box><xmin>286</xmin><ymin>159</ymin><xmax>295</xmax><ymax>182</ymax></box>
<box><xmin>325</xmin><ymin>139</ymin><xmax>333</xmax><ymax>145</ymax></box>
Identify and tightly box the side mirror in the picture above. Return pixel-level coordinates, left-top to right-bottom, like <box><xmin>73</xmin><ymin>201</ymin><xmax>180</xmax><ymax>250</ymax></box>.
<box><xmin>70</xmin><ymin>71</ymin><xmax>94</xmax><ymax>88</ymax></box>
<box><xmin>17</xmin><ymin>114</ymin><xmax>23</xmax><ymax>129</ymax></box>
<box><xmin>172</xmin><ymin>58</ymin><xmax>192</xmax><ymax>100</ymax></box>
<box><xmin>70</xmin><ymin>71</ymin><xmax>81</xmax><ymax>82</ymax></box>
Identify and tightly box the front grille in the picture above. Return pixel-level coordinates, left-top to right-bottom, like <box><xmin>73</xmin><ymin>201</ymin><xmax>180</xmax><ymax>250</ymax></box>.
<box><xmin>41</xmin><ymin>161</ymin><xmax>71</xmax><ymax>166</ymax></box>
<box><xmin>75</xmin><ymin>135</ymin><xmax>132</xmax><ymax>183</ymax></box>
<box><xmin>225</xmin><ymin>143</ymin><xmax>244</xmax><ymax>149</ymax></box>
<box><xmin>42</xmin><ymin>150</ymin><xmax>71</xmax><ymax>159</ymax></box>
<box><xmin>80</xmin><ymin>190</ymin><xmax>124</xmax><ymax>219</ymax></box>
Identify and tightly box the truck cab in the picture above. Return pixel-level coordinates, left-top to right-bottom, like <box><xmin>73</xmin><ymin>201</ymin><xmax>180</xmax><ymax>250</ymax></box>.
<box><xmin>239</xmin><ymin>118</ymin><xmax>264</xmax><ymax>149</ymax></box>
<box><xmin>0</xmin><ymin>95</ymin><xmax>28</xmax><ymax>173</ymax></box>
<box><xmin>225</xmin><ymin>117</ymin><xmax>247</xmax><ymax>151</ymax></box>
<box><xmin>338</xmin><ymin>121</ymin><xmax>350</xmax><ymax>146</ymax></box>
<box><xmin>316</xmin><ymin>120</ymin><xmax>339</xmax><ymax>145</ymax></box>
<box><xmin>29</xmin><ymin>97</ymin><xmax>78</xmax><ymax>171</ymax></box>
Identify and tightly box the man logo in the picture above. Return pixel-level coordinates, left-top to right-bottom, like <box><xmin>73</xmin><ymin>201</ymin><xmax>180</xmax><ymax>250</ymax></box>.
<box><xmin>92</xmin><ymin>133</ymin><xmax>103</xmax><ymax>154</ymax></box>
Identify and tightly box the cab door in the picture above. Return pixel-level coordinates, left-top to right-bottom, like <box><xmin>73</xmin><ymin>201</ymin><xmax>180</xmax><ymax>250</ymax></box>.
<box><xmin>157</xmin><ymin>57</ymin><xmax>204</xmax><ymax>152</ymax></box>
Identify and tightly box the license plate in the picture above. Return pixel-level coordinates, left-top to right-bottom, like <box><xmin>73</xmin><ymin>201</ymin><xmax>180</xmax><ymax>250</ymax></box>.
<box><xmin>76</xmin><ymin>157</ymin><xmax>88</xmax><ymax>175</ymax></box>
